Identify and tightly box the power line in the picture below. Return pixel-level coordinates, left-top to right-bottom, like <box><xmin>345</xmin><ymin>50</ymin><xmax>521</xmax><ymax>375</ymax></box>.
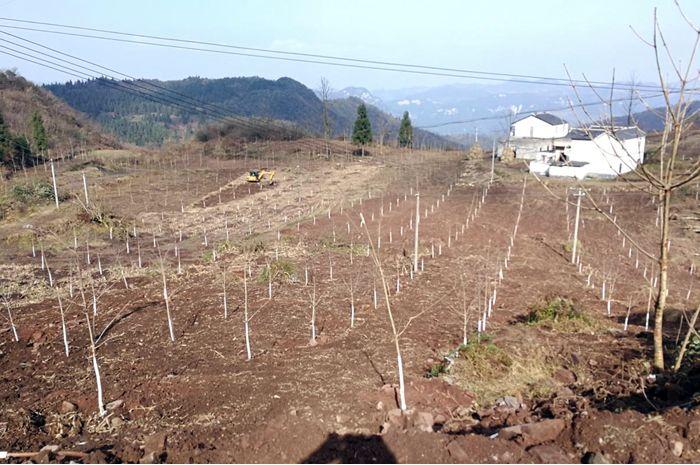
<box><xmin>0</xmin><ymin>19</ymin><xmax>661</xmax><ymax>92</ymax></box>
<box><xmin>0</xmin><ymin>48</ymin><xmax>330</xmax><ymax>157</ymax></box>
<box><xmin>0</xmin><ymin>32</ymin><xmax>454</xmax><ymax>151</ymax></box>
<box><xmin>414</xmin><ymin>91</ymin><xmax>668</xmax><ymax>129</ymax></box>
<box><xmin>0</xmin><ymin>39</ymin><xmax>324</xmax><ymax>150</ymax></box>
<box><xmin>4</xmin><ymin>17</ymin><xmax>654</xmax><ymax>89</ymax></box>
<box><xmin>0</xmin><ymin>31</ymin><xmax>314</xmax><ymax>138</ymax></box>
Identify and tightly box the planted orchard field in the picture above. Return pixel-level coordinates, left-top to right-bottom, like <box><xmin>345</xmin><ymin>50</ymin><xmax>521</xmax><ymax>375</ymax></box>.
<box><xmin>0</xmin><ymin>142</ymin><xmax>698</xmax><ymax>463</ymax></box>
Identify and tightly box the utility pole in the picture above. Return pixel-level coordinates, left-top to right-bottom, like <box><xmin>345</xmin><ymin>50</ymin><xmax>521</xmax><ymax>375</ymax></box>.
<box><xmin>413</xmin><ymin>192</ymin><xmax>420</xmax><ymax>273</ymax></box>
<box><xmin>490</xmin><ymin>139</ymin><xmax>496</xmax><ymax>183</ymax></box>
<box><xmin>50</xmin><ymin>160</ymin><xmax>59</xmax><ymax>209</ymax></box>
<box><xmin>571</xmin><ymin>188</ymin><xmax>585</xmax><ymax>264</ymax></box>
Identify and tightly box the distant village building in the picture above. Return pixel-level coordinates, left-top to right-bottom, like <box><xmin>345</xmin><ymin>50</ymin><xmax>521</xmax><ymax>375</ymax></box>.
<box><xmin>501</xmin><ymin>112</ymin><xmax>646</xmax><ymax>179</ymax></box>
<box><xmin>510</xmin><ymin>113</ymin><xmax>570</xmax><ymax>139</ymax></box>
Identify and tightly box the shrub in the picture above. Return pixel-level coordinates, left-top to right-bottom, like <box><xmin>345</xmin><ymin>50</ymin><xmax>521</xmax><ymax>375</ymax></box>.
<box><xmin>562</xmin><ymin>239</ymin><xmax>582</xmax><ymax>254</ymax></box>
<box><xmin>7</xmin><ymin>181</ymin><xmax>60</xmax><ymax>207</ymax></box>
<box><xmin>257</xmin><ymin>259</ymin><xmax>297</xmax><ymax>284</ymax></box>
<box><xmin>527</xmin><ymin>297</ymin><xmax>583</xmax><ymax>324</ymax></box>
<box><xmin>426</xmin><ymin>362</ymin><xmax>448</xmax><ymax>378</ymax></box>
<box><xmin>525</xmin><ymin>296</ymin><xmax>597</xmax><ymax>333</ymax></box>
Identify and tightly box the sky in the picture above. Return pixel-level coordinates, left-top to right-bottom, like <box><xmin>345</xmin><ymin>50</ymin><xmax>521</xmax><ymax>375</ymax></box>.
<box><xmin>0</xmin><ymin>0</ymin><xmax>699</xmax><ymax>92</ymax></box>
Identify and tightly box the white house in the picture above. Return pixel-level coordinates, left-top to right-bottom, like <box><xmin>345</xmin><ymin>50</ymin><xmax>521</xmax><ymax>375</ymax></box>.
<box><xmin>527</xmin><ymin>126</ymin><xmax>646</xmax><ymax>179</ymax></box>
<box><xmin>510</xmin><ymin>113</ymin><xmax>570</xmax><ymax>139</ymax></box>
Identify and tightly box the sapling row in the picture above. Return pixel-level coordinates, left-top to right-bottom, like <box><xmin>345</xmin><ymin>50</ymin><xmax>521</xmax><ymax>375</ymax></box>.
<box><xmin>2</xmin><ymin>295</ymin><xmax>19</xmax><ymax>342</ymax></box>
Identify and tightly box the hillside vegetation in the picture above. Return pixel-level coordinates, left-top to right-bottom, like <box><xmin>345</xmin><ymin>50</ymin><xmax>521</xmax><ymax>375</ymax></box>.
<box><xmin>0</xmin><ymin>70</ymin><xmax>117</xmax><ymax>173</ymax></box>
<box><xmin>45</xmin><ymin>76</ymin><xmax>455</xmax><ymax>148</ymax></box>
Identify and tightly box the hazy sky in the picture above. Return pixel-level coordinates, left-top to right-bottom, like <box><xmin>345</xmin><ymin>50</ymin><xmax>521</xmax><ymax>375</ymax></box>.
<box><xmin>1</xmin><ymin>0</ymin><xmax>699</xmax><ymax>91</ymax></box>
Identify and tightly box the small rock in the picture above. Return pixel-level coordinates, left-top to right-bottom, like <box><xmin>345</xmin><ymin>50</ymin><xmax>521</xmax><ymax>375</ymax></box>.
<box><xmin>529</xmin><ymin>444</ymin><xmax>569</xmax><ymax>463</ymax></box>
<box><xmin>141</xmin><ymin>432</ymin><xmax>167</xmax><ymax>464</ymax></box>
<box><xmin>289</xmin><ymin>408</ymin><xmax>297</xmax><ymax>416</ymax></box>
<box><xmin>387</xmin><ymin>408</ymin><xmax>408</xmax><ymax>430</ymax></box>
<box><xmin>376</xmin><ymin>401</ymin><xmax>384</xmax><ymax>411</ymax></box>
<box><xmin>379</xmin><ymin>422</ymin><xmax>391</xmax><ymax>434</ymax></box>
<box><xmin>553</xmin><ymin>368</ymin><xmax>576</xmax><ymax>385</ymax></box>
<box><xmin>497</xmin><ymin>396</ymin><xmax>521</xmax><ymax>409</ymax></box>
<box><xmin>454</xmin><ymin>405</ymin><xmax>474</xmax><ymax>419</ymax></box>
<box><xmin>140</xmin><ymin>452</ymin><xmax>158</xmax><ymax>464</ymax></box>
<box><xmin>446</xmin><ymin>441</ymin><xmax>470</xmax><ymax>462</ymax></box>
<box><xmin>556</xmin><ymin>385</ymin><xmax>575</xmax><ymax>397</ymax></box>
<box><xmin>413</xmin><ymin>411</ymin><xmax>434</xmax><ymax>433</ymax></box>
<box><xmin>32</xmin><ymin>449</ymin><xmax>52</xmax><ymax>464</ymax></box>
<box><xmin>87</xmin><ymin>450</ymin><xmax>108</xmax><ymax>464</ymax></box>
<box><xmin>59</xmin><ymin>401</ymin><xmax>78</xmax><ymax>414</ymax></box>
<box><xmin>583</xmin><ymin>452</ymin><xmax>610</xmax><ymax>464</ymax></box>
<box><xmin>671</xmin><ymin>440</ymin><xmax>684</xmax><ymax>457</ymax></box>
<box><xmin>588</xmin><ymin>359</ymin><xmax>598</xmax><ymax>367</ymax></box>
<box><xmin>111</xmin><ymin>417</ymin><xmax>125</xmax><ymax>428</ymax></box>
<box><xmin>434</xmin><ymin>413</ymin><xmax>447</xmax><ymax>424</ymax></box>
<box><xmin>441</xmin><ymin>418</ymin><xmax>477</xmax><ymax>434</ymax></box>
<box><xmin>40</xmin><ymin>445</ymin><xmax>60</xmax><ymax>453</ymax></box>
<box><xmin>687</xmin><ymin>420</ymin><xmax>700</xmax><ymax>441</ymax></box>
<box><xmin>29</xmin><ymin>330</ymin><xmax>45</xmax><ymax>344</ymax></box>
<box><xmin>500</xmin><ymin>418</ymin><xmax>566</xmax><ymax>447</ymax></box>
<box><xmin>106</xmin><ymin>399</ymin><xmax>124</xmax><ymax>411</ymax></box>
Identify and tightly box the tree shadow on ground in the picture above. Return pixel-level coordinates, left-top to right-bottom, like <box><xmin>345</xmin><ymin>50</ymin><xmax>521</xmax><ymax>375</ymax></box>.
<box><xmin>506</xmin><ymin>312</ymin><xmax>699</xmax><ymax>415</ymax></box>
<box><xmin>570</xmin><ymin>327</ymin><xmax>700</xmax><ymax>415</ymax></box>
<box><xmin>301</xmin><ymin>433</ymin><xmax>397</xmax><ymax>464</ymax></box>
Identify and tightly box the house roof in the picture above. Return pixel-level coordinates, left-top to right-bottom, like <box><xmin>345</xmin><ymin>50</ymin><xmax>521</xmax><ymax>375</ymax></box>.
<box><xmin>513</xmin><ymin>112</ymin><xmax>568</xmax><ymax>126</ymax></box>
<box><xmin>568</xmin><ymin>126</ymin><xmax>646</xmax><ymax>141</ymax></box>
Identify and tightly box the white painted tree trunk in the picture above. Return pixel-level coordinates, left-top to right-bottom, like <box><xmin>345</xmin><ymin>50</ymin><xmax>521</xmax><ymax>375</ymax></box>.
<box><xmin>162</xmin><ymin>273</ymin><xmax>175</xmax><ymax>342</ymax></box>
<box><xmin>243</xmin><ymin>271</ymin><xmax>252</xmax><ymax>360</ymax></box>
<box><xmin>85</xmin><ymin>313</ymin><xmax>105</xmax><ymax>416</ymax></box>
<box><xmin>4</xmin><ymin>300</ymin><xmax>18</xmax><ymax>342</ymax></box>
<box><xmin>57</xmin><ymin>295</ymin><xmax>69</xmax><ymax>356</ymax></box>
<box><xmin>223</xmin><ymin>269</ymin><xmax>228</xmax><ymax>318</ymax></box>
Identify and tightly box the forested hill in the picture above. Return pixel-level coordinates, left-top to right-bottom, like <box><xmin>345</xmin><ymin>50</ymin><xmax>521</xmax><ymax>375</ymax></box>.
<box><xmin>0</xmin><ymin>70</ymin><xmax>117</xmax><ymax>172</ymax></box>
<box><xmin>45</xmin><ymin>76</ymin><xmax>455</xmax><ymax>148</ymax></box>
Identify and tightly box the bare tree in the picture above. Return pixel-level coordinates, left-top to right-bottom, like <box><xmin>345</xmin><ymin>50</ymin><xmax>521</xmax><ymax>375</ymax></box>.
<box><xmin>319</xmin><ymin>77</ymin><xmax>333</xmax><ymax>155</ymax></box>
<box><xmin>563</xmin><ymin>4</ymin><xmax>700</xmax><ymax>370</ymax></box>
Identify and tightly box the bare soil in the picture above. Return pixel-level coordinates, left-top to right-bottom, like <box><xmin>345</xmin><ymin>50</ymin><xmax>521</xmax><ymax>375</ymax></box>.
<box><xmin>0</xmin><ymin>142</ymin><xmax>698</xmax><ymax>463</ymax></box>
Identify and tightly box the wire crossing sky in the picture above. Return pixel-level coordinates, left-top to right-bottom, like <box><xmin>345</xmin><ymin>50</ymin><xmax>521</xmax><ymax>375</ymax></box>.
<box><xmin>0</xmin><ymin>0</ymin><xmax>698</xmax><ymax>90</ymax></box>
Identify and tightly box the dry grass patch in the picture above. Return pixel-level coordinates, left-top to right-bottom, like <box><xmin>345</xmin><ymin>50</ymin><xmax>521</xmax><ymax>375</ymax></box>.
<box><xmin>445</xmin><ymin>336</ymin><xmax>558</xmax><ymax>407</ymax></box>
<box><xmin>526</xmin><ymin>296</ymin><xmax>600</xmax><ymax>333</ymax></box>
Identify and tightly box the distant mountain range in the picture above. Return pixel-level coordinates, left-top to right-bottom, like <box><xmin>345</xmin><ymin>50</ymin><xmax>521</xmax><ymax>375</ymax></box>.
<box><xmin>45</xmin><ymin>76</ymin><xmax>454</xmax><ymax>148</ymax></box>
<box><xmin>613</xmin><ymin>101</ymin><xmax>700</xmax><ymax>132</ymax></box>
<box><xmin>328</xmin><ymin>81</ymin><xmax>671</xmax><ymax>138</ymax></box>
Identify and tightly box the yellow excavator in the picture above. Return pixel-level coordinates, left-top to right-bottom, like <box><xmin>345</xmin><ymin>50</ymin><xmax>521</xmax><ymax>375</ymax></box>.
<box><xmin>246</xmin><ymin>169</ymin><xmax>276</xmax><ymax>185</ymax></box>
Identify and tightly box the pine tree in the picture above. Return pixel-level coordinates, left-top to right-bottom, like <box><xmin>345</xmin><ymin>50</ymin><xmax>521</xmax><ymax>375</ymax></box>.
<box><xmin>398</xmin><ymin>111</ymin><xmax>413</xmax><ymax>148</ymax></box>
<box><xmin>30</xmin><ymin>110</ymin><xmax>48</xmax><ymax>155</ymax></box>
<box><xmin>351</xmin><ymin>103</ymin><xmax>372</xmax><ymax>151</ymax></box>
<box><xmin>0</xmin><ymin>112</ymin><xmax>11</xmax><ymax>167</ymax></box>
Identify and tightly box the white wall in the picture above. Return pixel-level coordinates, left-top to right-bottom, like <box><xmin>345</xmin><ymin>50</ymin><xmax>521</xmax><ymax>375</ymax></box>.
<box><xmin>565</xmin><ymin>135</ymin><xmax>645</xmax><ymax>176</ymax></box>
<box><xmin>511</xmin><ymin>115</ymin><xmax>569</xmax><ymax>139</ymax></box>
<box><xmin>548</xmin><ymin>165</ymin><xmax>589</xmax><ymax>180</ymax></box>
